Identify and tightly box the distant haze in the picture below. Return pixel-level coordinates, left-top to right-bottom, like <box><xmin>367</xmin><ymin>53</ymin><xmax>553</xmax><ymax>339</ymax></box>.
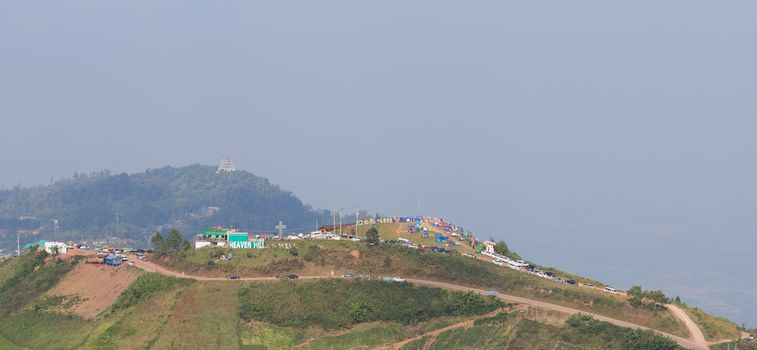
<box><xmin>1</xmin><ymin>1</ymin><xmax>755</xmax><ymax>325</ymax></box>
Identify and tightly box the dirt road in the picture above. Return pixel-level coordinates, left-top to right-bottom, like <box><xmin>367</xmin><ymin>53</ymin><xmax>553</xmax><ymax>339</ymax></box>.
<box><xmin>668</xmin><ymin>303</ymin><xmax>708</xmax><ymax>349</ymax></box>
<box><xmin>130</xmin><ymin>256</ymin><xmax>709</xmax><ymax>350</ymax></box>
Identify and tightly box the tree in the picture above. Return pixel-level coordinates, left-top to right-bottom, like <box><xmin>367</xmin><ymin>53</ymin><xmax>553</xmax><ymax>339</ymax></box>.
<box><xmin>494</xmin><ymin>240</ymin><xmax>509</xmax><ymax>255</ymax></box>
<box><xmin>627</xmin><ymin>285</ymin><xmax>668</xmax><ymax>311</ymax></box>
<box><xmin>628</xmin><ymin>285</ymin><xmax>644</xmax><ymax>307</ymax></box>
<box><xmin>151</xmin><ymin>231</ymin><xmax>166</xmax><ymax>252</ymax></box>
<box><xmin>166</xmin><ymin>228</ymin><xmax>184</xmax><ymax>252</ymax></box>
<box><xmin>647</xmin><ymin>290</ymin><xmax>668</xmax><ymax>311</ymax></box>
<box><xmin>623</xmin><ymin>329</ymin><xmax>678</xmax><ymax>350</ymax></box>
<box><xmin>366</xmin><ymin>227</ymin><xmax>380</xmax><ymax>246</ymax></box>
<box><xmin>180</xmin><ymin>238</ymin><xmax>191</xmax><ymax>251</ymax></box>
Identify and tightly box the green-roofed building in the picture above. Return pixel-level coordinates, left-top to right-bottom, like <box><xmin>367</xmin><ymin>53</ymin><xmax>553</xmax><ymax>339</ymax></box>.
<box><xmin>202</xmin><ymin>228</ymin><xmax>228</xmax><ymax>240</ymax></box>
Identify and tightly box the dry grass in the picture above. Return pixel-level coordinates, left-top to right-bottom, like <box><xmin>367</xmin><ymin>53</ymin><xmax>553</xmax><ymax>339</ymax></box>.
<box><xmin>46</xmin><ymin>263</ymin><xmax>141</xmax><ymax>319</ymax></box>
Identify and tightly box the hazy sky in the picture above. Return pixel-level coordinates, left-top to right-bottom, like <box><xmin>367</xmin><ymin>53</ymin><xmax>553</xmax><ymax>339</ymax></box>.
<box><xmin>1</xmin><ymin>1</ymin><xmax>755</xmax><ymax>324</ymax></box>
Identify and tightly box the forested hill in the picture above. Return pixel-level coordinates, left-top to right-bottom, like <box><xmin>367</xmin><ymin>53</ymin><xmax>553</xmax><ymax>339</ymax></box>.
<box><xmin>0</xmin><ymin>165</ymin><xmax>332</xmax><ymax>248</ymax></box>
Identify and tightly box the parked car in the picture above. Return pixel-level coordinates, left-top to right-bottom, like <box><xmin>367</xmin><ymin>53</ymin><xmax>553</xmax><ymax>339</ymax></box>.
<box><xmin>604</xmin><ymin>286</ymin><xmax>618</xmax><ymax>293</ymax></box>
<box><xmin>287</xmin><ymin>274</ymin><xmax>299</xmax><ymax>280</ymax></box>
<box><xmin>343</xmin><ymin>273</ymin><xmax>355</xmax><ymax>279</ymax></box>
<box><xmin>392</xmin><ymin>277</ymin><xmax>406</xmax><ymax>282</ymax></box>
<box><xmin>463</xmin><ymin>253</ymin><xmax>475</xmax><ymax>258</ymax></box>
<box><xmin>227</xmin><ymin>274</ymin><xmax>240</xmax><ymax>280</ymax></box>
<box><xmin>566</xmin><ymin>279</ymin><xmax>577</xmax><ymax>285</ymax></box>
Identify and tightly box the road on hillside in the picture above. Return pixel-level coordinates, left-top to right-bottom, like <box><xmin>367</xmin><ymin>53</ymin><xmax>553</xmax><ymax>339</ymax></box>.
<box><xmin>128</xmin><ymin>256</ymin><xmax>709</xmax><ymax>350</ymax></box>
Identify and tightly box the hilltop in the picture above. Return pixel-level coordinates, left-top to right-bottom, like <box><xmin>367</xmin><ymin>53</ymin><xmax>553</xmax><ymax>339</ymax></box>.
<box><xmin>0</xmin><ymin>164</ymin><xmax>332</xmax><ymax>250</ymax></box>
<box><xmin>0</xmin><ymin>225</ymin><xmax>749</xmax><ymax>349</ymax></box>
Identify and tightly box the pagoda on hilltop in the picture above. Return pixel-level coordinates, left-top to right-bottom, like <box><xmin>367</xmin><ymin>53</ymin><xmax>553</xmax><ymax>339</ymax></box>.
<box><xmin>217</xmin><ymin>155</ymin><xmax>237</xmax><ymax>173</ymax></box>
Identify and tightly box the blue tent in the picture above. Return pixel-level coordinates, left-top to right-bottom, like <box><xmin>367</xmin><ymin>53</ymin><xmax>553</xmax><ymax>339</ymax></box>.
<box><xmin>105</xmin><ymin>255</ymin><xmax>123</xmax><ymax>266</ymax></box>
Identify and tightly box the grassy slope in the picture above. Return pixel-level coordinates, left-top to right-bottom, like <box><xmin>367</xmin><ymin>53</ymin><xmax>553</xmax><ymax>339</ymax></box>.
<box><xmin>159</xmin><ymin>241</ymin><xmax>690</xmax><ymax>338</ymax></box>
<box><xmin>678</xmin><ymin>304</ymin><xmax>742</xmax><ymax>340</ymax></box>
<box><xmin>0</xmin><ymin>256</ymin><xmax>687</xmax><ymax>350</ymax></box>
<box><xmin>0</xmin><ymin>333</ymin><xmax>19</xmax><ymax>350</ymax></box>
<box><xmin>0</xmin><ymin>251</ymin><xmax>94</xmax><ymax>350</ymax></box>
<box><xmin>305</xmin><ymin>323</ymin><xmax>406</xmax><ymax>350</ymax></box>
<box><xmin>238</xmin><ymin>279</ymin><xmax>504</xmax><ymax>329</ymax></box>
<box><xmin>712</xmin><ymin>342</ymin><xmax>757</xmax><ymax>350</ymax></box>
<box><xmin>152</xmin><ymin>282</ymin><xmax>241</xmax><ymax>350</ymax></box>
<box><xmin>0</xmin><ymin>247</ymin><xmax>738</xmax><ymax>349</ymax></box>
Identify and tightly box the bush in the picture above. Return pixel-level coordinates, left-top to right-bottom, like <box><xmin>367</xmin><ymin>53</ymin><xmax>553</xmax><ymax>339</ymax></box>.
<box><xmin>474</xmin><ymin>312</ymin><xmax>513</xmax><ymax>326</ymax></box>
<box><xmin>623</xmin><ymin>329</ymin><xmax>679</xmax><ymax>350</ymax></box>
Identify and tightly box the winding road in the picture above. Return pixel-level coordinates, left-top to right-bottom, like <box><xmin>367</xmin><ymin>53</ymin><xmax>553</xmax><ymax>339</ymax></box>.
<box><xmin>128</xmin><ymin>256</ymin><xmax>708</xmax><ymax>350</ymax></box>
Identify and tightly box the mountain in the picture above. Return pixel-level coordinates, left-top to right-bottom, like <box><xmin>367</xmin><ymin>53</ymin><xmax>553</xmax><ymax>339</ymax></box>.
<box><xmin>0</xmin><ymin>165</ymin><xmax>332</xmax><ymax>249</ymax></box>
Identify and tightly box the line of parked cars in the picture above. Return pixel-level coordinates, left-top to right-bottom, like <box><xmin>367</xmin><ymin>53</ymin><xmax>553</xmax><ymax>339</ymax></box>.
<box><xmin>482</xmin><ymin>250</ymin><xmax>619</xmax><ymax>294</ymax></box>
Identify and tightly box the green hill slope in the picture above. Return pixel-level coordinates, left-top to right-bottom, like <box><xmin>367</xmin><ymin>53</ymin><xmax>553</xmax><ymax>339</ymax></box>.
<box><xmin>0</xmin><ymin>253</ymin><xmax>689</xmax><ymax>350</ymax></box>
<box><xmin>158</xmin><ymin>240</ymin><xmax>691</xmax><ymax>338</ymax></box>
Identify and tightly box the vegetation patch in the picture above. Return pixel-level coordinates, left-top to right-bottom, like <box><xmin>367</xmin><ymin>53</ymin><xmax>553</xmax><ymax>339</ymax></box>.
<box><xmin>561</xmin><ymin>314</ymin><xmax>680</xmax><ymax>350</ymax></box>
<box><xmin>0</xmin><ymin>333</ymin><xmax>19</xmax><ymax>350</ymax></box>
<box><xmin>151</xmin><ymin>282</ymin><xmax>240</xmax><ymax>350</ymax></box>
<box><xmin>239</xmin><ymin>322</ymin><xmax>302</xmax><ymax>350</ymax></box>
<box><xmin>238</xmin><ymin>279</ymin><xmax>504</xmax><ymax>330</ymax></box>
<box><xmin>108</xmin><ymin>272</ymin><xmax>192</xmax><ymax>314</ymax></box>
<box><xmin>303</xmin><ymin>322</ymin><xmax>405</xmax><ymax>350</ymax></box>
<box><xmin>29</xmin><ymin>294</ymin><xmax>87</xmax><ymax>313</ymax></box>
<box><xmin>0</xmin><ymin>251</ymin><xmax>78</xmax><ymax>314</ymax></box>
<box><xmin>0</xmin><ymin>311</ymin><xmax>94</xmax><ymax>350</ymax></box>
<box><xmin>399</xmin><ymin>336</ymin><xmax>430</xmax><ymax>350</ymax></box>
<box><xmin>429</xmin><ymin>325</ymin><xmax>512</xmax><ymax>349</ymax></box>
<box><xmin>474</xmin><ymin>311</ymin><xmax>515</xmax><ymax>326</ymax></box>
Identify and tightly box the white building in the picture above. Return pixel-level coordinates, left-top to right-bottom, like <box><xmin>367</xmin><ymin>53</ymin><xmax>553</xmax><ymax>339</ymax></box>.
<box><xmin>217</xmin><ymin>155</ymin><xmax>237</xmax><ymax>173</ymax></box>
<box><xmin>44</xmin><ymin>241</ymin><xmax>68</xmax><ymax>255</ymax></box>
<box><xmin>483</xmin><ymin>241</ymin><xmax>496</xmax><ymax>254</ymax></box>
<box><xmin>195</xmin><ymin>240</ymin><xmax>227</xmax><ymax>249</ymax></box>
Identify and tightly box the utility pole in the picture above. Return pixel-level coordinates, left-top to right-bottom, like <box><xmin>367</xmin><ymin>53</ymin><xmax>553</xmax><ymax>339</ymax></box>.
<box><xmin>331</xmin><ymin>205</ymin><xmax>336</xmax><ymax>234</ymax></box>
<box><xmin>338</xmin><ymin>206</ymin><xmax>344</xmax><ymax>235</ymax></box>
<box><xmin>355</xmin><ymin>210</ymin><xmax>360</xmax><ymax>236</ymax></box>
<box><xmin>16</xmin><ymin>231</ymin><xmax>20</xmax><ymax>257</ymax></box>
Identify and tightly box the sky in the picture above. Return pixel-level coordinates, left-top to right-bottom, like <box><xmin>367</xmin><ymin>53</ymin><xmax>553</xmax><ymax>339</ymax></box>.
<box><xmin>1</xmin><ymin>1</ymin><xmax>755</xmax><ymax>325</ymax></box>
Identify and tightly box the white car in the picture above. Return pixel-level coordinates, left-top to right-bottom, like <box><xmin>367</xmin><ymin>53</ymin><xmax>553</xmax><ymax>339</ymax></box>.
<box><xmin>392</xmin><ymin>277</ymin><xmax>406</xmax><ymax>282</ymax></box>
<box><xmin>493</xmin><ymin>260</ymin><xmax>504</xmax><ymax>266</ymax></box>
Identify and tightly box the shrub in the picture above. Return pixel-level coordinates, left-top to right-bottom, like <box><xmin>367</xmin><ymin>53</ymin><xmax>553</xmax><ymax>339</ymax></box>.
<box><xmin>623</xmin><ymin>329</ymin><xmax>679</xmax><ymax>350</ymax></box>
<box><xmin>474</xmin><ymin>312</ymin><xmax>512</xmax><ymax>326</ymax></box>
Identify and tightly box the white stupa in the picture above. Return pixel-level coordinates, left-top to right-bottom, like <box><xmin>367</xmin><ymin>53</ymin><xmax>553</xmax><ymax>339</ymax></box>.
<box><xmin>217</xmin><ymin>155</ymin><xmax>237</xmax><ymax>173</ymax></box>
